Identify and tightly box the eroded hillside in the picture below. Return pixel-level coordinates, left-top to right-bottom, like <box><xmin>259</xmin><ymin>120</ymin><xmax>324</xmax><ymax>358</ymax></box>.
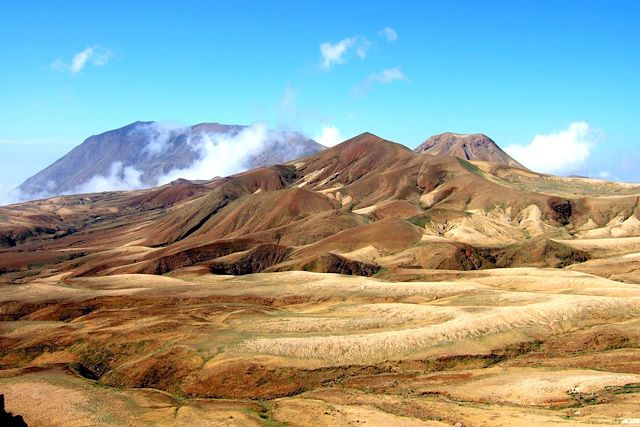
<box><xmin>2</xmin><ymin>133</ymin><xmax>640</xmax><ymax>425</ymax></box>
<box><xmin>2</xmin><ymin>132</ymin><xmax>639</xmax><ymax>280</ymax></box>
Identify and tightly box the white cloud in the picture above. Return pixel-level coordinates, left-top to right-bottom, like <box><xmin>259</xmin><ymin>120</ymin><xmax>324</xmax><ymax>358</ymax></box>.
<box><xmin>74</xmin><ymin>161</ymin><xmax>145</xmax><ymax>193</ymax></box>
<box><xmin>157</xmin><ymin>123</ymin><xmax>273</xmax><ymax>183</ymax></box>
<box><xmin>0</xmin><ymin>183</ymin><xmax>19</xmax><ymax>206</ymax></box>
<box><xmin>70</xmin><ymin>47</ymin><xmax>95</xmax><ymax>73</ymax></box>
<box><xmin>320</xmin><ymin>36</ymin><xmax>370</xmax><ymax>69</ymax></box>
<box><xmin>134</xmin><ymin>122</ymin><xmax>175</xmax><ymax>155</ymax></box>
<box><xmin>50</xmin><ymin>45</ymin><xmax>113</xmax><ymax>74</ymax></box>
<box><xmin>379</xmin><ymin>27</ymin><xmax>398</xmax><ymax>42</ymax></box>
<box><xmin>320</xmin><ymin>37</ymin><xmax>356</xmax><ymax>68</ymax></box>
<box><xmin>352</xmin><ymin>67</ymin><xmax>408</xmax><ymax>96</ymax></box>
<box><xmin>0</xmin><ymin>183</ymin><xmax>53</xmax><ymax>206</ymax></box>
<box><xmin>319</xmin><ymin>29</ymin><xmax>399</xmax><ymax>69</ymax></box>
<box><xmin>314</xmin><ymin>126</ymin><xmax>343</xmax><ymax>147</ymax></box>
<box><xmin>505</xmin><ymin>122</ymin><xmax>603</xmax><ymax>175</ymax></box>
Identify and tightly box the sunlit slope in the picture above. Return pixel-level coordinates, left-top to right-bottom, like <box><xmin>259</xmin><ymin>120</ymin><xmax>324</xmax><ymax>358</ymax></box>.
<box><xmin>2</xmin><ymin>132</ymin><xmax>640</xmax><ymax>280</ymax></box>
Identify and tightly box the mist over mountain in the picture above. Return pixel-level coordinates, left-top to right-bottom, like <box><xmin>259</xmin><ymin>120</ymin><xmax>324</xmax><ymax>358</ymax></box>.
<box><xmin>17</xmin><ymin>121</ymin><xmax>325</xmax><ymax>197</ymax></box>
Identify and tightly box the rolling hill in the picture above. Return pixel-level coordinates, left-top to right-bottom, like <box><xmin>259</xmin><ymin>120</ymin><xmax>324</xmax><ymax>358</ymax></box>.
<box><xmin>3</xmin><ymin>131</ymin><xmax>640</xmax><ymax>425</ymax></box>
<box><xmin>3</xmin><ymin>131</ymin><xmax>640</xmax><ymax>273</ymax></box>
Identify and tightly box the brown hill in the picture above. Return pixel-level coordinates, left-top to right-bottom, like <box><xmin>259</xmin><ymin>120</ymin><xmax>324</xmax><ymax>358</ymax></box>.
<box><xmin>415</xmin><ymin>132</ymin><xmax>525</xmax><ymax>168</ymax></box>
<box><xmin>5</xmin><ymin>131</ymin><xmax>640</xmax><ymax>425</ymax></box>
<box><xmin>2</xmin><ymin>131</ymin><xmax>640</xmax><ymax>280</ymax></box>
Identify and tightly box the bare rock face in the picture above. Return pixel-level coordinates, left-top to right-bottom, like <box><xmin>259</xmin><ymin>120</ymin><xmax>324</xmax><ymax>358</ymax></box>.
<box><xmin>210</xmin><ymin>244</ymin><xmax>290</xmax><ymax>275</ymax></box>
<box><xmin>415</xmin><ymin>132</ymin><xmax>525</xmax><ymax>168</ymax></box>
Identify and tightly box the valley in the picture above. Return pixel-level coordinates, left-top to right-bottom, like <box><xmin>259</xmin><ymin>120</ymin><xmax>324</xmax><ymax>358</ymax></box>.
<box><xmin>2</xmin><ymin>132</ymin><xmax>640</xmax><ymax>425</ymax></box>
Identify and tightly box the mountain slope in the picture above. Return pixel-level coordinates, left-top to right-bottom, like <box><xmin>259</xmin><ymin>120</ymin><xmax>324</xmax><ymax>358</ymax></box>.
<box><xmin>4</xmin><ymin>131</ymin><xmax>639</xmax><ymax>278</ymax></box>
<box><xmin>4</xmin><ymin>132</ymin><xmax>640</xmax><ymax>425</ymax></box>
<box><xmin>3</xmin><ymin>131</ymin><xmax>640</xmax><ymax>278</ymax></box>
<box><xmin>18</xmin><ymin>121</ymin><xmax>325</xmax><ymax>196</ymax></box>
<box><xmin>415</xmin><ymin>132</ymin><xmax>525</xmax><ymax>168</ymax></box>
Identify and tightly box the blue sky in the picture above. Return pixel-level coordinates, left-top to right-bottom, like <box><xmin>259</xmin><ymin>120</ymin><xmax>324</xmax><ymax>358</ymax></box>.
<box><xmin>1</xmin><ymin>0</ymin><xmax>639</xmax><ymax>194</ymax></box>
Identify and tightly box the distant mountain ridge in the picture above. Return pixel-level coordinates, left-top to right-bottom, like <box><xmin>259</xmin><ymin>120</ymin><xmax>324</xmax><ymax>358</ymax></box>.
<box><xmin>18</xmin><ymin>125</ymin><xmax>526</xmax><ymax>198</ymax></box>
<box><xmin>414</xmin><ymin>132</ymin><xmax>525</xmax><ymax>169</ymax></box>
<box><xmin>18</xmin><ymin>121</ymin><xmax>325</xmax><ymax>196</ymax></box>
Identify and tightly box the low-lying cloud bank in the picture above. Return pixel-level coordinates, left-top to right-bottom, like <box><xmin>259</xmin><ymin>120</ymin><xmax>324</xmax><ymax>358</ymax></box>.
<box><xmin>0</xmin><ymin>184</ymin><xmax>20</xmax><ymax>206</ymax></box>
<box><xmin>156</xmin><ymin>123</ymin><xmax>271</xmax><ymax>183</ymax></box>
<box><xmin>74</xmin><ymin>161</ymin><xmax>145</xmax><ymax>194</ymax></box>
<box><xmin>69</xmin><ymin>125</ymin><xmax>271</xmax><ymax>194</ymax></box>
<box><xmin>2</xmin><ymin>123</ymin><xmax>318</xmax><ymax>206</ymax></box>
<box><xmin>505</xmin><ymin>122</ymin><xmax>603</xmax><ymax>175</ymax></box>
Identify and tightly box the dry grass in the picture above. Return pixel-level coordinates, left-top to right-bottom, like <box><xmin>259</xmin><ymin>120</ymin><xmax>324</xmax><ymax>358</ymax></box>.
<box><xmin>5</xmin><ymin>136</ymin><xmax>640</xmax><ymax>424</ymax></box>
<box><xmin>4</xmin><ymin>261</ymin><xmax>640</xmax><ymax>424</ymax></box>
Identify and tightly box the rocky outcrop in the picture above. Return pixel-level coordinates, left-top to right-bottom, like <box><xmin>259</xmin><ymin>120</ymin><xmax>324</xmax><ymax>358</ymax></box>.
<box><xmin>210</xmin><ymin>244</ymin><xmax>290</xmax><ymax>275</ymax></box>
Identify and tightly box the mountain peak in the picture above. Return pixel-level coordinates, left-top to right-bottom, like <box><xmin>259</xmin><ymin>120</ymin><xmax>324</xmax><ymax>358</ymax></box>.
<box><xmin>17</xmin><ymin>121</ymin><xmax>325</xmax><ymax>197</ymax></box>
<box><xmin>440</xmin><ymin>131</ymin><xmax>490</xmax><ymax>139</ymax></box>
<box><xmin>345</xmin><ymin>132</ymin><xmax>408</xmax><ymax>147</ymax></box>
<box><xmin>357</xmin><ymin>131</ymin><xmax>378</xmax><ymax>137</ymax></box>
<box><xmin>414</xmin><ymin>132</ymin><xmax>525</xmax><ymax>168</ymax></box>
<box><xmin>123</xmin><ymin>120</ymin><xmax>155</xmax><ymax>130</ymax></box>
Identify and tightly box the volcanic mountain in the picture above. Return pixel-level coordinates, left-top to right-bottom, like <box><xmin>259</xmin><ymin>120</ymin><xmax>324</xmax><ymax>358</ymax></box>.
<box><xmin>3</xmin><ymin>132</ymin><xmax>640</xmax><ymax>425</ymax></box>
<box><xmin>3</xmin><ymin>131</ymin><xmax>639</xmax><ymax>274</ymax></box>
<box><xmin>17</xmin><ymin>121</ymin><xmax>325</xmax><ymax>197</ymax></box>
<box><xmin>415</xmin><ymin>132</ymin><xmax>525</xmax><ymax>168</ymax></box>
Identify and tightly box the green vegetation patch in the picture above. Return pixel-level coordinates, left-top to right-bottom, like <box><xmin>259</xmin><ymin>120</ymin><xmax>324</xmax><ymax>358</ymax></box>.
<box><xmin>407</xmin><ymin>215</ymin><xmax>432</xmax><ymax>228</ymax></box>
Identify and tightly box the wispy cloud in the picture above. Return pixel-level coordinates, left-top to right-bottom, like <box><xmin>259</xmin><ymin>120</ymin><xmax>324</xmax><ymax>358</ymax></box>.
<box><xmin>314</xmin><ymin>126</ymin><xmax>343</xmax><ymax>147</ymax></box>
<box><xmin>319</xmin><ymin>28</ymin><xmax>398</xmax><ymax>69</ymax></box>
<box><xmin>0</xmin><ymin>182</ymin><xmax>54</xmax><ymax>206</ymax></box>
<box><xmin>50</xmin><ymin>45</ymin><xmax>113</xmax><ymax>74</ymax></box>
<box><xmin>379</xmin><ymin>27</ymin><xmax>398</xmax><ymax>42</ymax></box>
<box><xmin>278</xmin><ymin>85</ymin><xmax>297</xmax><ymax>113</ymax></box>
<box><xmin>320</xmin><ymin>36</ymin><xmax>369</xmax><ymax>69</ymax></box>
<box><xmin>0</xmin><ymin>183</ymin><xmax>20</xmax><ymax>206</ymax></box>
<box><xmin>505</xmin><ymin>122</ymin><xmax>604</xmax><ymax>175</ymax></box>
<box><xmin>320</xmin><ymin>37</ymin><xmax>356</xmax><ymax>68</ymax></box>
<box><xmin>352</xmin><ymin>67</ymin><xmax>407</xmax><ymax>96</ymax></box>
<box><xmin>355</xmin><ymin>39</ymin><xmax>371</xmax><ymax>59</ymax></box>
